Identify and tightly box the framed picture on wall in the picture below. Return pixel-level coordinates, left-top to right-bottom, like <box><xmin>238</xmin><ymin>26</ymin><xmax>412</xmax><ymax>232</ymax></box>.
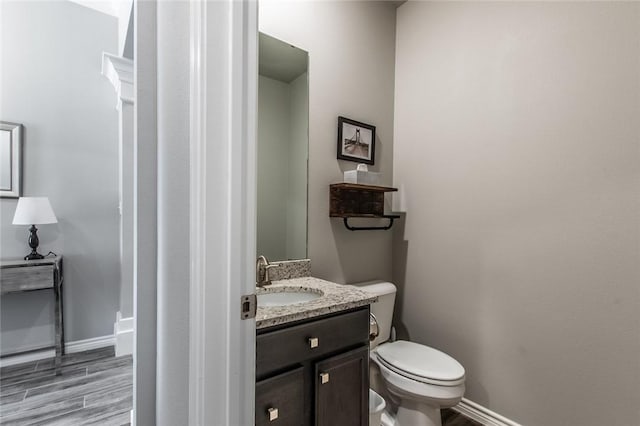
<box><xmin>0</xmin><ymin>121</ymin><xmax>23</xmax><ymax>198</ymax></box>
<box><xmin>337</xmin><ymin>116</ymin><xmax>375</xmax><ymax>165</ymax></box>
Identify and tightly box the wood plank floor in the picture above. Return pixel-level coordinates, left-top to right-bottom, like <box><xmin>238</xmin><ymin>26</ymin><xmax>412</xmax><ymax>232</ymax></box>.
<box><xmin>0</xmin><ymin>347</ymin><xmax>132</xmax><ymax>425</ymax></box>
<box><xmin>1</xmin><ymin>346</ymin><xmax>479</xmax><ymax>425</ymax></box>
<box><xmin>442</xmin><ymin>407</ymin><xmax>483</xmax><ymax>426</ymax></box>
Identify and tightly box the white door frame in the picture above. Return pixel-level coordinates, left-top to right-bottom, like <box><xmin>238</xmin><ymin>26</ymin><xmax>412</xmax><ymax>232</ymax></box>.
<box><xmin>133</xmin><ymin>0</ymin><xmax>157</xmax><ymax>424</ymax></box>
<box><xmin>188</xmin><ymin>0</ymin><xmax>257</xmax><ymax>424</ymax></box>
<box><xmin>133</xmin><ymin>0</ymin><xmax>257</xmax><ymax>424</ymax></box>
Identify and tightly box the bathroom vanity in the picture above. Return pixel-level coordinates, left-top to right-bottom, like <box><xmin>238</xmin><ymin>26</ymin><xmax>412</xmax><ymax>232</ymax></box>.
<box><xmin>256</xmin><ymin>275</ymin><xmax>376</xmax><ymax>426</ymax></box>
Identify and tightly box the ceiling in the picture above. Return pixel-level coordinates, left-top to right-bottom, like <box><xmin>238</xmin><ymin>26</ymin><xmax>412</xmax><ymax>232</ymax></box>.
<box><xmin>259</xmin><ymin>33</ymin><xmax>308</xmax><ymax>83</ymax></box>
<box><xmin>67</xmin><ymin>0</ymin><xmax>120</xmax><ymax>17</ymax></box>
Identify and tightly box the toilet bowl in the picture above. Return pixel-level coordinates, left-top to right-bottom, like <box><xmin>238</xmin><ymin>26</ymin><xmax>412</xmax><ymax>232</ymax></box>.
<box><xmin>354</xmin><ymin>281</ymin><xmax>466</xmax><ymax>426</ymax></box>
<box><xmin>372</xmin><ymin>340</ymin><xmax>465</xmax><ymax>426</ymax></box>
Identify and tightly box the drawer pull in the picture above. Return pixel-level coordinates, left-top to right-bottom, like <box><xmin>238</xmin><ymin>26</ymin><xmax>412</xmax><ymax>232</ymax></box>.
<box><xmin>320</xmin><ymin>372</ymin><xmax>330</xmax><ymax>384</ymax></box>
<box><xmin>268</xmin><ymin>407</ymin><xmax>279</xmax><ymax>421</ymax></box>
<box><xmin>308</xmin><ymin>337</ymin><xmax>319</xmax><ymax>348</ymax></box>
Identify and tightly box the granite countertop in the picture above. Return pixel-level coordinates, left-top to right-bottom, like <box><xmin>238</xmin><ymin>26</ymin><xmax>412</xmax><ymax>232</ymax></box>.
<box><xmin>256</xmin><ymin>276</ymin><xmax>377</xmax><ymax>329</ymax></box>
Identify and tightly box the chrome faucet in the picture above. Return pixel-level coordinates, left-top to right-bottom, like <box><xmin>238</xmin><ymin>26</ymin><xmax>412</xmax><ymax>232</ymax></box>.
<box><xmin>256</xmin><ymin>255</ymin><xmax>280</xmax><ymax>287</ymax></box>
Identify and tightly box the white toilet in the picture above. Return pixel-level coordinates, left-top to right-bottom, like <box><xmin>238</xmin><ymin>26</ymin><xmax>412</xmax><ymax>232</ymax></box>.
<box><xmin>356</xmin><ymin>281</ymin><xmax>466</xmax><ymax>426</ymax></box>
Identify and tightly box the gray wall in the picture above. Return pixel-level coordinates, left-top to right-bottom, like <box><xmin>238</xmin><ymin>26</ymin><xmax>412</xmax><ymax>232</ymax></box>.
<box><xmin>257</xmin><ymin>73</ymin><xmax>309</xmax><ymax>261</ymax></box>
<box><xmin>287</xmin><ymin>72</ymin><xmax>309</xmax><ymax>260</ymax></box>
<box><xmin>258</xmin><ymin>75</ymin><xmax>293</xmax><ymax>261</ymax></box>
<box><xmin>393</xmin><ymin>2</ymin><xmax>640</xmax><ymax>425</ymax></box>
<box><xmin>0</xmin><ymin>1</ymin><xmax>120</xmax><ymax>353</ymax></box>
<box><xmin>260</xmin><ymin>0</ymin><xmax>397</xmax><ymax>284</ymax></box>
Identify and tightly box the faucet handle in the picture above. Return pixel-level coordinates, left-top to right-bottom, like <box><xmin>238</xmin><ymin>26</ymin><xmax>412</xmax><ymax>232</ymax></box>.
<box><xmin>256</xmin><ymin>255</ymin><xmax>269</xmax><ymax>285</ymax></box>
<box><xmin>264</xmin><ymin>262</ymin><xmax>281</xmax><ymax>284</ymax></box>
<box><xmin>257</xmin><ymin>255</ymin><xmax>282</xmax><ymax>286</ymax></box>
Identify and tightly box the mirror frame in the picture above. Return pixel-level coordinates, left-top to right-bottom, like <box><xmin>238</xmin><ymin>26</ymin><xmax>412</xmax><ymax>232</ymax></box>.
<box><xmin>0</xmin><ymin>121</ymin><xmax>23</xmax><ymax>198</ymax></box>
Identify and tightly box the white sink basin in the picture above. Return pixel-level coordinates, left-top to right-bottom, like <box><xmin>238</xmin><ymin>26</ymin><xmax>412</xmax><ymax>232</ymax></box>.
<box><xmin>257</xmin><ymin>289</ymin><xmax>323</xmax><ymax>307</ymax></box>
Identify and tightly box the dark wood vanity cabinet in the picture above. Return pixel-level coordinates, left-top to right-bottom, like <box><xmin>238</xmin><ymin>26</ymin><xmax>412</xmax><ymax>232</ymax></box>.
<box><xmin>315</xmin><ymin>346</ymin><xmax>368</xmax><ymax>426</ymax></box>
<box><xmin>256</xmin><ymin>307</ymin><xmax>370</xmax><ymax>426</ymax></box>
<box><xmin>256</xmin><ymin>367</ymin><xmax>305</xmax><ymax>426</ymax></box>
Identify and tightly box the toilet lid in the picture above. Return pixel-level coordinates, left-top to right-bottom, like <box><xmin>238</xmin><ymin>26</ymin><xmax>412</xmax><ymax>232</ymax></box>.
<box><xmin>376</xmin><ymin>341</ymin><xmax>465</xmax><ymax>383</ymax></box>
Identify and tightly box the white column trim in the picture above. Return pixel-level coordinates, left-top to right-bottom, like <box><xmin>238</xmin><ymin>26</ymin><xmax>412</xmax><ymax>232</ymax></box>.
<box><xmin>114</xmin><ymin>311</ymin><xmax>134</xmax><ymax>356</ymax></box>
<box><xmin>102</xmin><ymin>52</ymin><xmax>134</xmax><ymax>108</ymax></box>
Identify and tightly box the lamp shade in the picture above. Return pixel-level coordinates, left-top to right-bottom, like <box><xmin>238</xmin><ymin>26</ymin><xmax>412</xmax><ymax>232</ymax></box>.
<box><xmin>12</xmin><ymin>197</ymin><xmax>58</xmax><ymax>225</ymax></box>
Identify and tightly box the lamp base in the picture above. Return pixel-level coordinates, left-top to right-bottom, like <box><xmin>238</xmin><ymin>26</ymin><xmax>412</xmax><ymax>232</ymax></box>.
<box><xmin>24</xmin><ymin>252</ymin><xmax>45</xmax><ymax>261</ymax></box>
<box><xmin>24</xmin><ymin>225</ymin><xmax>44</xmax><ymax>261</ymax></box>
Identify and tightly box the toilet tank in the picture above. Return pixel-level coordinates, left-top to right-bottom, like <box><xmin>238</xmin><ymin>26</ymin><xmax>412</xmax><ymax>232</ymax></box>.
<box><xmin>352</xmin><ymin>281</ymin><xmax>396</xmax><ymax>349</ymax></box>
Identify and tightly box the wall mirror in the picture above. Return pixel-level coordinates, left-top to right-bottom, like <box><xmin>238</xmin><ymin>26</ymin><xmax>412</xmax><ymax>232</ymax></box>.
<box><xmin>257</xmin><ymin>32</ymin><xmax>309</xmax><ymax>261</ymax></box>
<box><xmin>0</xmin><ymin>122</ymin><xmax>22</xmax><ymax>198</ymax></box>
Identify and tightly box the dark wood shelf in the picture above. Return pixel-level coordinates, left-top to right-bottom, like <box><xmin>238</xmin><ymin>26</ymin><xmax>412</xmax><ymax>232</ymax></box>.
<box><xmin>329</xmin><ymin>183</ymin><xmax>400</xmax><ymax>230</ymax></box>
<box><xmin>329</xmin><ymin>183</ymin><xmax>397</xmax><ymax>193</ymax></box>
<box><xmin>330</xmin><ymin>213</ymin><xmax>401</xmax><ymax>219</ymax></box>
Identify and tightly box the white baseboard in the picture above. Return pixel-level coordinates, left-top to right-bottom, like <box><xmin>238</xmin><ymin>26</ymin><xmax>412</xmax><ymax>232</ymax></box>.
<box><xmin>114</xmin><ymin>312</ymin><xmax>134</xmax><ymax>357</ymax></box>
<box><xmin>0</xmin><ymin>334</ymin><xmax>115</xmax><ymax>368</ymax></box>
<box><xmin>453</xmin><ymin>398</ymin><xmax>522</xmax><ymax>426</ymax></box>
<box><xmin>0</xmin><ymin>349</ymin><xmax>55</xmax><ymax>367</ymax></box>
<box><xmin>66</xmin><ymin>334</ymin><xmax>115</xmax><ymax>353</ymax></box>
<box><xmin>0</xmin><ymin>342</ymin><xmax>53</xmax><ymax>358</ymax></box>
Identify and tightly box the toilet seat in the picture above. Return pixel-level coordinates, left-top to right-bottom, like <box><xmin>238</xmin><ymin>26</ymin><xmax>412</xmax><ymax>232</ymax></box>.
<box><xmin>375</xmin><ymin>341</ymin><xmax>465</xmax><ymax>386</ymax></box>
<box><xmin>373</xmin><ymin>352</ymin><xmax>466</xmax><ymax>406</ymax></box>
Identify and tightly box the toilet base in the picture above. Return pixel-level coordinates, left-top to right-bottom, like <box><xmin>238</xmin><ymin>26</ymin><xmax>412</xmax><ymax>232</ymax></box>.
<box><xmin>379</xmin><ymin>410</ymin><xmax>396</xmax><ymax>426</ymax></box>
<box><xmin>396</xmin><ymin>400</ymin><xmax>442</xmax><ymax>426</ymax></box>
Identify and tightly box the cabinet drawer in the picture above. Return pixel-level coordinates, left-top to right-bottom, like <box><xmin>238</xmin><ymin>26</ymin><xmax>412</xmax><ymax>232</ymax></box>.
<box><xmin>1</xmin><ymin>264</ymin><xmax>54</xmax><ymax>293</ymax></box>
<box><xmin>256</xmin><ymin>367</ymin><xmax>304</xmax><ymax>426</ymax></box>
<box><xmin>257</xmin><ymin>308</ymin><xmax>369</xmax><ymax>377</ymax></box>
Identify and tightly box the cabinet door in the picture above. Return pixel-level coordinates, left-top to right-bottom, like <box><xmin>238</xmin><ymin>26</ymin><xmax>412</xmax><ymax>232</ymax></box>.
<box><xmin>256</xmin><ymin>367</ymin><xmax>305</xmax><ymax>426</ymax></box>
<box><xmin>315</xmin><ymin>346</ymin><xmax>368</xmax><ymax>426</ymax></box>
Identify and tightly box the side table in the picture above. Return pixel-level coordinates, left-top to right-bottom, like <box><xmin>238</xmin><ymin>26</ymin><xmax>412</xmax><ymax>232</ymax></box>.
<box><xmin>0</xmin><ymin>256</ymin><xmax>64</xmax><ymax>374</ymax></box>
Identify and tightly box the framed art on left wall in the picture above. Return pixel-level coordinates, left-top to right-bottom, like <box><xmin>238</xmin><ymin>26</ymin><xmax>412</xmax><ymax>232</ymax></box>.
<box><xmin>0</xmin><ymin>121</ymin><xmax>23</xmax><ymax>198</ymax></box>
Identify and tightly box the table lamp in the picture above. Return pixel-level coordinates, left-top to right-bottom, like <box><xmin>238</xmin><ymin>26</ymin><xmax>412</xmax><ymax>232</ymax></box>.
<box><xmin>12</xmin><ymin>197</ymin><xmax>58</xmax><ymax>260</ymax></box>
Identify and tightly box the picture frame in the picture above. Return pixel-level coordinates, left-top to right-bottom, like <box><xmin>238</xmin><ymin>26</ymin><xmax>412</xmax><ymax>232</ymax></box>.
<box><xmin>0</xmin><ymin>121</ymin><xmax>23</xmax><ymax>198</ymax></box>
<box><xmin>337</xmin><ymin>116</ymin><xmax>375</xmax><ymax>165</ymax></box>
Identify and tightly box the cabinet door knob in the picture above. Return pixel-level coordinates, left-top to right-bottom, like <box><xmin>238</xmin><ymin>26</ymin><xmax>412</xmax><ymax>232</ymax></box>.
<box><xmin>308</xmin><ymin>337</ymin><xmax>319</xmax><ymax>348</ymax></box>
<box><xmin>268</xmin><ymin>407</ymin><xmax>279</xmax><ymax>421</ymax></box>
<box><xmin>320</xmin><ymin>372</ymin><xmax>330</xmax><ymax>384</ymax></box>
